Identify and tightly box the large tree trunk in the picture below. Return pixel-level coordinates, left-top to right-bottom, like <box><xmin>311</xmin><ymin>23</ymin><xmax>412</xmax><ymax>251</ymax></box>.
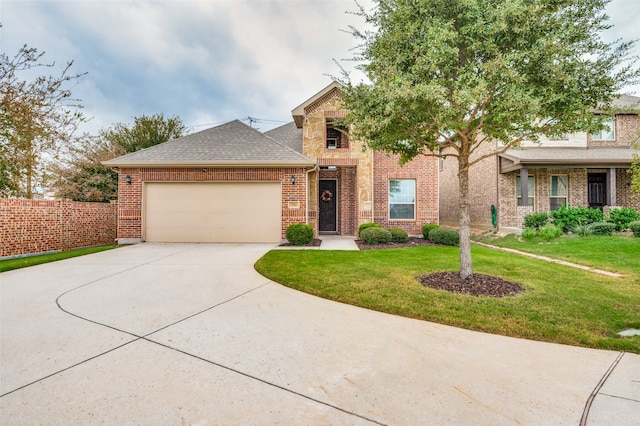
<box><xmin>458</xmin><ymin>159</ymin><xmax>472</xmax><ymax>278</ymax></box>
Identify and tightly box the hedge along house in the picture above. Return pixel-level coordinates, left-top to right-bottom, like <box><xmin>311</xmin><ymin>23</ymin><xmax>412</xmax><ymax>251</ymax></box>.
<box><xmin>439</xmin><ymin>94</ymin><xmax>640</xmax><ymax>232</ymax></box>
<box><xmin>104</xmin><ymin>82</ymin><xmax>439</xmax><ymax>244</ymax></box>
<box><xmin>103</xmin><ymin>120</ymin><xmax>315</xmax><ymax>244</ymax></box>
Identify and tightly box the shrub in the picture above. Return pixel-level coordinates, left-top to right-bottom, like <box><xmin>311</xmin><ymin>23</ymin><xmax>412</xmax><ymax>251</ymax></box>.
<box><xmin>521</xmin><ymin>228</ymin><xmax>537</xmax><ymax>241</ymax></box>
<box><xmin>422</xmin><ymin>223</ymin><xmax>439</xmax><ymax>239</ymax></box>
<box><xmin>571</xmin><ymin>223</ymin><xmax>593</xmax><ymax>237</ymax></box>
<box><xmin>607</xmin><ymin>207</ymin><xmax>640</xmax><ymax>231</ymax></box>
<box><xmin>538</xmin><ymin>224</ymin><xmax>563</xmax><ymax>241</ymax></box>
<box><xmin>588</xmin><ymin>222</ymin><xmax>616</xmax><ymax>236</ymax></box>
<box><xmin>285</xmin><ymin>223</ymin><xmax>314</xmax><ymax>246</ymax></box>
<box><xmin>360</xmin><ymin>227</ymin><xmax>392</xmax><ymax>244</ymax></box>
<box><xmin>387</xmin><ymin>227</ymin><xmax>409</xmax><ymax>243</ymax></box>
<box><xmin>523</xmin><ymin>212</ymin><xmax>549</xmax><ymax>230</ymax></box>
<box><xmin>550</xmin><ymin>205</ymin><xmax>604</xmax><ymax>232</ymax></box>
<box><xmin>358</xmin><ymin>222</ymin><xmax>381</xmax><ymax>238</ymax></box>
<box><xmin>428</xmin><ymin>228</ymin><xmax>460</xmax><ymax>246</ymax></box>
<box><xmin>629</xmin><ymin>221</ymin><xmax>640</xmax><ymax>237</ymax></box>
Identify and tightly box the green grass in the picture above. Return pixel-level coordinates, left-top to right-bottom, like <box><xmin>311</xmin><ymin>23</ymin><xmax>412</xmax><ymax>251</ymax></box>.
<box><xmin>474</xmin><ymin>233</ymin><xmax>640</xmax><ymax>275</ymax></box>
<box><xmin>0</xmin><ymin>245</ymin><xmax>117</xmax><ymax>272</ymax></box>
<box><xmin>255</xmin><ymin>239</ymin><xmax>640</xmax><ymax>353</ymax></box>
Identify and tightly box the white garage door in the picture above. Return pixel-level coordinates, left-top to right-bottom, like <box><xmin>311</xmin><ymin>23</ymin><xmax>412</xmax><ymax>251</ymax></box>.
<box><xmin>144</xmin><ymin>182</ymin><xmax>282</xmax><ymax>243</ymax></box>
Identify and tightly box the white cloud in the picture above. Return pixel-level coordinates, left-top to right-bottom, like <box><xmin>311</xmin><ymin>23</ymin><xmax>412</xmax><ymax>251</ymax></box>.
<box><xmin>2</xmin><ymin>0</ymin><xmax>637</xmax><ymax>136</ymax></box>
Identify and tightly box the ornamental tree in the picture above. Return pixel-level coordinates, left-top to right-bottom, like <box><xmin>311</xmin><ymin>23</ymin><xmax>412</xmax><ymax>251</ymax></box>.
<box><xmin>339</xmin><ymin>0</ymin><xmax>639</xmax><ymax>278</ymax></box>
<box><xmin>1</xmin><ymin>44</ymin><xmax>87</xmax><ymax>198</ymax></box>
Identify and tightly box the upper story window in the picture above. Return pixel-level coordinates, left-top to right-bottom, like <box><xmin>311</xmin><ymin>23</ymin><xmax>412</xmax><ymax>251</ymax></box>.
<box><xmin>389</xmin><ymin>179</ymin><xmax>416</xmax><ymax>220</ymax></box>
<box><xmin>591</xmin><ymin>117</ymin><xmax>615</xmax><ymax>140</ymax></box>
<box><xmin>326</xmin><ymin>119</ymin><xmax>349</xmax><ymax>149</ymax></box>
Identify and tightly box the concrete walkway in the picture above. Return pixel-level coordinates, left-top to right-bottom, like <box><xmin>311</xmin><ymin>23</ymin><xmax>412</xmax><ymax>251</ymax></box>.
<box><xmin>1</xmin><ymin>243</ymin><xmax>638</xmax><ymax>425</ymax></box>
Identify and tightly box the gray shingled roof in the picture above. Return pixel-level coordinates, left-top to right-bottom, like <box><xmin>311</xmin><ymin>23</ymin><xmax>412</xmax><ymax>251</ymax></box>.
<box><xmin>500</xmin><ymin>147</ymin><xmax>634</xmax><ymax>173</ymax></box>
<box><xmin>264</xmin><ymin>122</ymin><xmax>303</xmax><ymax>153</ymax></box>
<box><xmin>103</xmin><ymin>120</ymin><xmax>314</xmax><ymax>167</ymax></box>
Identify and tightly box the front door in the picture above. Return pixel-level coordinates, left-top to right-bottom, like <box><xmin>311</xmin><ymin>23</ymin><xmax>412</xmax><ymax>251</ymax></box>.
<box><xmin>319</xmin><ymin>180</ymin><xmax>337</xmax><ymax>233</ymax></box>
<box><xmin>588</xmin><ymin>173</ymin><xmax>607</xmax><ymax>208</ymax></box>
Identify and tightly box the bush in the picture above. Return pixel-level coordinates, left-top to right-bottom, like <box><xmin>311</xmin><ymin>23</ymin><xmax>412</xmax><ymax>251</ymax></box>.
<box><xmin>571</xmin><ymin>224</ymin><xmax>593</xmax><ymax>237</ymax></box>
<box><xmin>521</xmin><ymin>228</ymin><xmax>537</xmax><ymax>241</ymax></box>
<box><xmin>550</xmin><ymin>205</ymin><xmax>604</xmax><ymax>232</ymax></box>
<box><xmin>588</xmin><ymin>222</ymin><xmax>616</xmax><ymax>236</ymax></box>
<box><xmin>285</xmin><ymin>223</ymin><xmax>314</xmax><ymax>246</ymax></box>
<box><xmin>360</xmin><ymin>227</ymin><xmax>392</xmax><ymax>244</ymax></box>
<box><xmin>523</xmin><ymin>212</ymin><xmax>549</xmax><ymax>230</ymax></box>
<box><xmin>428</xmin><ymin>228</ymin><xmax>460</xmax><ymax>246</ymax></box>
<box><xmin>387</xmin><ymin>227</ymin><xmax>409</xmax><ymax>243</ymax></box>
<box><xmin>607</xmin><ymin>207</ymin><xmax>640</xmax><ymax>231</ymax></box>
<box><xmin>358</xmin><ymin>222</ymin><xmax>381</xmax><ymax>238</ymax></box>
<box><xmin>629</xmin><ymin>221</ymin><xmax>640</xmax><ymax>237</ymax></box>
<box><xmin>422</xmin><ymin>223</ymin><xmax>439</xmax><ymax>239</ymax></box>
<box><xmin>538</xmin><ymin>224</ymin><xmax>563</xmax><ymax>241</ymax></box>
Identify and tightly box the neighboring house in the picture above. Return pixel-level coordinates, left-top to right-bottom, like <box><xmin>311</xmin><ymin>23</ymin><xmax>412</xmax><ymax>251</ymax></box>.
<box><xmin>103</xmin><ymin>82</ymin><xmax>439</xmax><ymax>243</ymax></box>
<box><xmin>439</xmin><ymin>95</ymin><xmax>640</xmax><ymax>232</ymax></box>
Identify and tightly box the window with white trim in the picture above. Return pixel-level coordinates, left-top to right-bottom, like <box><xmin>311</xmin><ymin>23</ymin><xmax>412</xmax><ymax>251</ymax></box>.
<box><xmin>550</xmin><ymin>175</ymin><xmax>568</xmax><ymax>210</ymax></box>
<box><xmin>389</xmin><ymin>179</ymin><xmax>415</xmax><ymax>220</ymax></box>
<box><xmin>326</xmin><ymin>119</ymin><xmax>349</xmax><ymax>149</ymax></box>
<box><xmin>516</xmin><ymin>176</ymin><xmax>535</xmax><ymax>207</ymax></box>
<box><xmin>591</xmin><ymin>117</ymin><xmax>615</xmax><ymax>140</ymax></box>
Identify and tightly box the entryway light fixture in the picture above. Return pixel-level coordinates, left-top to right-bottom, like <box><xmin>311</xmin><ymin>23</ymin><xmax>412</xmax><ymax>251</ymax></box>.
<box><xmin>125</xmin><ymin>175</ymin><xmax>132</xmax><ymax>185</ymax></box>
<box><xmin>291</xmin><ymin>175</ymin><xmax>296</xmax><ymax>185</ymax></box>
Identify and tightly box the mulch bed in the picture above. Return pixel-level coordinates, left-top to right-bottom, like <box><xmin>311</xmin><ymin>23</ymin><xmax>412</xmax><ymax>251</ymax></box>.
<box><xmin>278</xmin><ymin>239</ymin><xmax>322</xmax><ymax>247</ymax></box>
<box><xmin>355</xmin><ymin>237</ymin><xmax>436</xmax><ymax>250</ymax></box>
<box><xmin>416</xmin><ymin>271</ymin><xmax>525</xmax><ymax>297</ymax></box>
<box><xmin>357</xmin><ymin>237</ymin><xmax>524</xmax><ymax>297</ymax></box>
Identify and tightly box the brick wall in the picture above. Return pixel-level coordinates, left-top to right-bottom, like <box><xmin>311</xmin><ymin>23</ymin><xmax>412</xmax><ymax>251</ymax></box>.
<box><xmin>588</xmin><ymin>114</ymin><xmax>638</xmax><ymax>148</ymax></box>
<box><xmin>373</xmin><ymin>152</ymin><xmax>439</xmax><ymax>235</ymax></box>
<box><xmin>116</xmin><ymin>167</ymin><xmax>309</xmax><ymax>241</ymax></box>
<box><xmin>1</xmin><ymin>198</ymin><xmax>117</xmax><ymax>257</ymax></box>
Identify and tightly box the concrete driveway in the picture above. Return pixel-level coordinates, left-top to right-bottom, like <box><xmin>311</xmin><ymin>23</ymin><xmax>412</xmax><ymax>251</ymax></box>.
<box><xmin>1</xmin><ymin>243</ymin><xmax>638</xmax><ymax>425</ymax></box>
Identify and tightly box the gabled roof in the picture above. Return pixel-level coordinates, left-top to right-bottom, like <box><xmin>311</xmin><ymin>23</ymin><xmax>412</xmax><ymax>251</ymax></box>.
<box><xmin>264</xmin><ymin>122</ymin><xmax>302</xmax><ymax>153</ymax></box>
<box><xmin>291</xmin><ymin>81</ymin><xmax>342</xmax><ymax>128</ymax></box>
<box><xmin>103</xmin><ymin>120</ymin><xmax>315</xmax><ymax>168</ymax></box>
<box><xmin>499</xmin><ymin>147</ymin><xmax>635</xmax><ymax>173</ymax></box>
<box><xmin>593</xmin><ymin>94</ymin><xmax>640</xmax><ymax>114</ymax></box>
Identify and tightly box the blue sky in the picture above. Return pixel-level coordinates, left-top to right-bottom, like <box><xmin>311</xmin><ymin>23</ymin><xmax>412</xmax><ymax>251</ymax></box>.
<box><xmin>2</xmin><ymin>0</ymin><xmax>639</xmax><ymax>135</ymax></box>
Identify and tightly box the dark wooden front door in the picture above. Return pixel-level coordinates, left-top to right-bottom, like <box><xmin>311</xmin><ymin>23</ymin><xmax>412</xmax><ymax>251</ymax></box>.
<box><xmin>588</xmin><ymin>173</ymin><xmax>607</xmax><ymax>208</ymax></box>
<box><xmin>319</xmin><ymin>180</ymin><xmax>337</xmax><ymax>233</ymax></box>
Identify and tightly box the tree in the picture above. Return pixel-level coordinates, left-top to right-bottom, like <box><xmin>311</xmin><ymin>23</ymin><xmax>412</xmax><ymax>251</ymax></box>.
<box><xmin>52</xmin><ymin>114</ymin><xmax>186</xmax><ymax>201</ymax></box>
<box><xmin>1</xmin><ymin>44</ymin><xmax>87</xmax><ymax>198</ymax></box>
<box><xmin>631</xmin><ymin>142</ymin><xmax>640</xmax><ymax>195</ymax></box>
<box><xmin>339</xmin><ymin>0</ymin><xmax>639</xmax><ymax>278</ymax></box>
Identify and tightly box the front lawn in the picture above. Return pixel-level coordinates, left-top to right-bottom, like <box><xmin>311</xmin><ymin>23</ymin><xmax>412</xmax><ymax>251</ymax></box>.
<box><xmin>0</xmin><ymin>245</ymin><xmax>117</xmax><ymax>272</ymax></box>
<box><xmin>255</xmin><ymin>239</ymin><xmax>640</xmax><ymax>353</ymax></box>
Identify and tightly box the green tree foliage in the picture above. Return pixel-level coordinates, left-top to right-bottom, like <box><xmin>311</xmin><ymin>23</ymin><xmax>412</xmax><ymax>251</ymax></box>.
<box><xmin>1</xmin><ymin>44</ymin><xmax>87</xmax><ymax>198</ymax></box>
<box><xmin>52</xmin><ymin>114</ymin><xmax>186</xmax><ymax>202</ymax></box>
<box><xmin>339</xmin><ymin>0</ymin><xmax>639</xmax><ymax>277</ymax></box>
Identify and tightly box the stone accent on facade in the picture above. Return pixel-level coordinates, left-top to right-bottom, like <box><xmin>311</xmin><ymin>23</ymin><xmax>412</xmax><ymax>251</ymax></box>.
<box><xmin>1</xmin><ymin>198</ymin><xmax>117</xmax><ymax>258</ymax></box>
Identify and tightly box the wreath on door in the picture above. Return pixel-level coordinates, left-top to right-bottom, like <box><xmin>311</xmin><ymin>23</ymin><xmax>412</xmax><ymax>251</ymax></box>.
<box><xmin>321</xmin><ymin>189</ymin><xmax>333</xmax><ymax>202</ymax></box>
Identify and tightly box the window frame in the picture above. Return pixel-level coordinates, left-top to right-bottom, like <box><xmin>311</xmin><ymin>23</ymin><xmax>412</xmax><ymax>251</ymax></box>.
<box><xmin>590</xmin><ymin>117</ymin><xmax>616</xmax><ymax>141</ymax></box>
<box><xmin>325</xmin><ymin>119</ymin><xmax>349</xmax><ymax>149</ymax></box>
<box><xmin>516</xmin><ymin>175</ymin><xmax>535</xmax><ymax>207</ymax></box>
<box><xmin>549</xmin><ymin>174</ymin><xmax>568</xmax><ymax>211</ymax></box>
<box><xmin>388</xmin><ymin>179</ymin><xmax>416</xmax><ymax>220</ymax></box>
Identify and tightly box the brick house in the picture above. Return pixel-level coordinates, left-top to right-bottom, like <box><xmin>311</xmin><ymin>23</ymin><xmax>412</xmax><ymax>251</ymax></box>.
<box><xmin>439</xmin><ymin>94</ymin><xmax>640</xmax><ymax>232</ymax></box>
<box><xmin>104</xmin><ymin>82</ymin><xmax>439</xmax><ymax>243</ymax></box>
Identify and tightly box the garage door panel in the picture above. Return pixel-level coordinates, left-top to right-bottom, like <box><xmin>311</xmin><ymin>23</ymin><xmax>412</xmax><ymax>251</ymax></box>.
<box><xmin>144</xmin><ymin>182</ymin><xmax>282</xmax><ymax>243</ymax></box>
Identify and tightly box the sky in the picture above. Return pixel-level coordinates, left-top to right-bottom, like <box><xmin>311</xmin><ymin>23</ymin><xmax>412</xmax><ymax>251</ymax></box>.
<box><xmin>2</xmin><ymin>0</ymin><xmax>639</xmax><ymax>135</ymax></box>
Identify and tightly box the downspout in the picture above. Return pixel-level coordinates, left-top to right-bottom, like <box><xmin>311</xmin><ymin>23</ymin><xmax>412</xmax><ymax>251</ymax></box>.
<box><xmin>370</xmin><ymin>149</ymin><xmax>375</xmax><ymax>224</ymax></box>
<box><xmin>496</xmin><ymin>155</ymin><xmax>500</xmax><ymax>230</ymax></box>
<box><xmin>306</xmin><ymin>164</ymin><xmax>318</xmax><ymax>226</ymax></box>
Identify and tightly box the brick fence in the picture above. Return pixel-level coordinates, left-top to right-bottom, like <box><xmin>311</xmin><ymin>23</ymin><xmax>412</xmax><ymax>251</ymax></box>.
<box><xmin>0</xmin><ymin>198</ymin><xmax>117</xmax><ymax>258</ymax></box>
